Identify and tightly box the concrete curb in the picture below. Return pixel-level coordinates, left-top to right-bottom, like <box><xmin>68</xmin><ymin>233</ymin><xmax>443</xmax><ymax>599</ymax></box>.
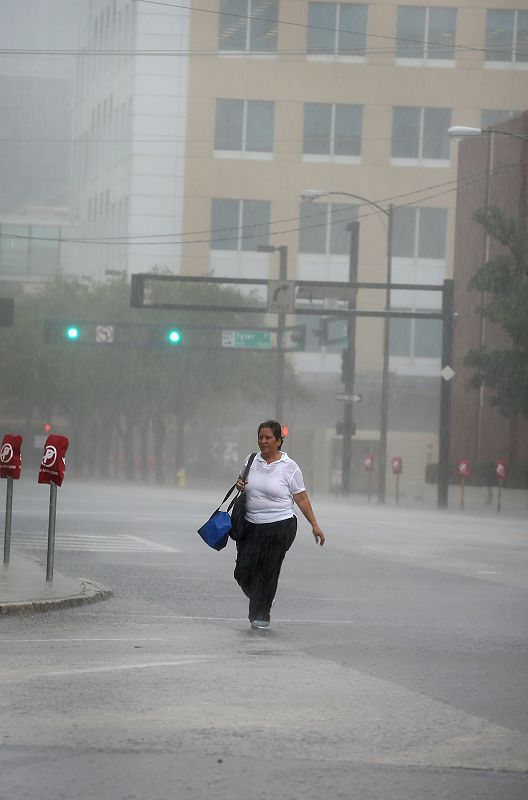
<box><xmin>0</xmin><ymin>580</ymin><xmax>113</xmax><ymax>617</ymax></box>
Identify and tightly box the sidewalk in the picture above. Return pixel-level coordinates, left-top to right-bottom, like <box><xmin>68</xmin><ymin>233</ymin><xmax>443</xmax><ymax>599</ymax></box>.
<box><xmin>0</xmin><ymin>551</ymin><xmax>112</xmax><ymax>616</ymax></box>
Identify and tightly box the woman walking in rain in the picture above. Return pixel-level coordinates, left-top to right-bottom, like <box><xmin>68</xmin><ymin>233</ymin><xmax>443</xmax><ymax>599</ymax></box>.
<box><xmin>234</xmin><ymin>420</ymin><xmax>325</xmax><ymax>630</ymax></box>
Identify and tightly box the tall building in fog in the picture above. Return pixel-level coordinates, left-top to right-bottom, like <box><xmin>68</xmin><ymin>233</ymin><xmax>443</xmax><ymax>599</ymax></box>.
<box><xmin>71</xmin><ymin>0</ymin><xmax>190</xmax><ymax>278</ymax></box>
<box><xmin>0</xmin><ymin>0</ymin><xmax>76</xmax><ymax>281</ymax></box>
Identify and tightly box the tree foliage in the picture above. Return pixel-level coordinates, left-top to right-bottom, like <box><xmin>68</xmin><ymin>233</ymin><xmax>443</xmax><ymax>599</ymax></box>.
<box><xmin>465</xmin><ymin>206</ymin><xmax>528</xmax><ymax>419</ymax></box>
<box><xmin>0</xmin><ymin>275</ymin><xmax>305</xmax><ymax>480</ymax></box>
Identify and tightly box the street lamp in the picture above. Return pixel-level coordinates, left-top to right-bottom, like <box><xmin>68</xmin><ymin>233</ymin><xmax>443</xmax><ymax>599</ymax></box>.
<box><xmin>448</xmin><ymin>125</ymin><xmax>528</xmax><ymax>143</ymax></box>
<box><xmin>301</xmin><ymin>190</ymin><xmax>394</xmax><ymax>503</ymax></box>
<box><xmin>257</xmin><ymin>244</ymin><xmax>288</xmax><ymax>422</ymax></box>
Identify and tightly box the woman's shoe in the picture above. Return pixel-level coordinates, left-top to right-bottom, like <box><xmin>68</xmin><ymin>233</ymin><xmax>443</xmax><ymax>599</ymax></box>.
<box><xmin>251</xmin><ymin>619</ymin><xmax>270</xmax><ymax>629</ymax></box>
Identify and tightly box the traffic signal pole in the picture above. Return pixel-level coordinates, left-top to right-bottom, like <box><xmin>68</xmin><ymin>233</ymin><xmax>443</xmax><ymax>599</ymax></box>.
<box><xmin>341</xmin><ymin>222</ymin><xmax>359</xmax><ymax>496</ymax></box>
<box><xmin>275</xmin><ymin>245</ymin><xmax>288</xmax><ymax>423</ymax></box>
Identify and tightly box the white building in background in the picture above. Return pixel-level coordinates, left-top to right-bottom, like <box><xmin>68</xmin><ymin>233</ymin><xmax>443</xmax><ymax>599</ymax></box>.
<box><xmin>71</xmin><ymin>0</ymin><xmax>191</xmax><ymax>280</ymax></box>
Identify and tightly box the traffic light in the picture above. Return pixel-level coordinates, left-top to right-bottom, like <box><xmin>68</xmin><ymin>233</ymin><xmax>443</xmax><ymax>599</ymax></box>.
<box><xmin>166</xmin><ymin>327</ymin><xmax>182</xmax><ymax>345</ymax></box>
<box><xmin>65</xmin><ymin>325</ymin><xmax>80</xmax><ymax>340</ymax></box>
<box><xmin>312</xmin><ymin>318</ymin><xmax>329</xmax><ymax>345</ymax></box>
<box><xmin>44</xmin><ymin>320</ymin><xmax>85</xmax><ymax>344</ymax></box>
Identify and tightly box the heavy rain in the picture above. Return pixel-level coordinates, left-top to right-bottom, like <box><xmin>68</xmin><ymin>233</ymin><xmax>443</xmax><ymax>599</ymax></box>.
<box><xmin>0</xmin><ymin>2</ymin><xmax>527</xmax><ymax>798</ymax></box>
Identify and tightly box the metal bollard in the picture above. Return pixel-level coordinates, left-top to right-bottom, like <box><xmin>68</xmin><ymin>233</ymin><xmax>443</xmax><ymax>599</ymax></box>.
<box><xmin>3</xmin><ymin>476</ymin><xmax>13</xmax><ymax>565</ymax></box>
<box><xmin>46</xmin><ymin>484</ymin><xmax>58</xmax><ymax>582</ymax></box>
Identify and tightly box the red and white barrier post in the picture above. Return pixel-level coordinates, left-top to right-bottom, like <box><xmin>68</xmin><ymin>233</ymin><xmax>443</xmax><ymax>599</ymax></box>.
<box><xmin>38</xmin><ymin>434</ymin><xmax>69</xmax><ymax>581</ymax></box>
<box><xmin>364</xmin><ymin>454</ymin><xmax>374</xmax><ymax>502</ymax></box>
<box><xmin>457</xmin><ymin>459</ymin><xmax>471</xmax><ymax>509</ymax></box>
<box><xmin>391</xmin><ymin>457</ymin><xmax>402</xmax><ymax>504</ymax></box>
<box><xmin>1</xmin><ymin>434</ymin><xmax>23</xmax><ymax>565</ymax></box>
<box><xmin>496</xmin><ymin>460</ymin><xmax>508</xmax><ymax>513</ymax></box>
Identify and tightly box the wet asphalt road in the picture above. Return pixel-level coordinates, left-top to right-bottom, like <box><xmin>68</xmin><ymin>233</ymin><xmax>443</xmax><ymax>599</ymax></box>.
<box><xmin>1</xmin><ymin>480</ymin><xmax>527</xmax><ymax>800</ymax></box>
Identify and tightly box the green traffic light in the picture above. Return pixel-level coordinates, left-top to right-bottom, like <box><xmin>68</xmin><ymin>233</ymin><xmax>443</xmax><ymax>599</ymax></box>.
<box><xmin>167</xmin><ymin>329</ymin><xmax>182</xmax><ymax>345</ymax></box>
<box><xmin>66</xmin><ymin>326</ymin><xmax>80</xmax><ymax>340</ymax></box>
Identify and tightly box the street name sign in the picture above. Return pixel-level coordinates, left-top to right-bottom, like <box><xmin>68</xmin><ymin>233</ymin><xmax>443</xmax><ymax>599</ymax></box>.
<box><xmin>222</xmin><ymin>330</ymin><xmax>272</xmax><ymax>349</ymax></box>
<box><xmin>336</xmin><ymin>392</ymin><xmax>362</xmax><ymax>403</ymax></box>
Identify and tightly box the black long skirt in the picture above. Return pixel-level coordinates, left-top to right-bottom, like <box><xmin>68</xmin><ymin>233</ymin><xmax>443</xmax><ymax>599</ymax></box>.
<box><xmin>234</xmin><ymin>515</ymin><xmax>297</xmax><ymax>622</ymax></box>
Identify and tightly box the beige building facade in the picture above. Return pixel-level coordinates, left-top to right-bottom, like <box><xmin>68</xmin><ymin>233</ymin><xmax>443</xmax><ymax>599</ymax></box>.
<box><xmin>177</xmin><ymin>0</ymin><xmax>526</xmax><ymax>493</ymax></box>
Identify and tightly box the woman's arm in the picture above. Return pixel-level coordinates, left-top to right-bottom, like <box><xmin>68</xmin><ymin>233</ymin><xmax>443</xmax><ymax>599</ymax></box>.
<box><xmin>293</xmin><ymin>491</ymin><xmax>325</xmax><ymax>546</ymax></box>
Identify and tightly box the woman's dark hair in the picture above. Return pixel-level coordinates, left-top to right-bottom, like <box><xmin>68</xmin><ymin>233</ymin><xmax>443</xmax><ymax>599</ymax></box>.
<box><xmin>258</xmin><ymin>420</ymin><xmax>283</xmax><ymax>446</ymax></box>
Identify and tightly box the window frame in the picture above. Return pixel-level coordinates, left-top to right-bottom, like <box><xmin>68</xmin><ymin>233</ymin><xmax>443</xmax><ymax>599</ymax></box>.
<box><xmin>391</xmin><ymin>106</ymin><xmax>451</xmax><ymax>166</ymax></box>
<box><xmin>395</xmin><ymin>5</ymin><xmax>457</xmax><ymax>67</ymax></box>
<box><xmin>302</xmin><ymin>102</ymin><xmax>363</xmax><ymax>162</ymax></box>
<box><xmin>485</xmin><ymin>8</ymin><xmax>528</xmax><ymax>68</ymax></box>
<box><xmin>210</xmin><ymin>198</ymin><xmax>271</xmax><ymax>252</ymax></box>
<box><xmin>306</xmin><ymin>2</ymin><xmax>368</xmax><ymax>62</ymax></box>
<box><xmin>218</xmin><ymin>0</ymin><xmax>279</xmax><ymax>55</ymax></box>
<box><xmin>214</xmin><ymin>98</ymin><xmax>275</xmax><ymax>159</ymax></box>
<box><xmin>298</xmin><ymin>201</ymin><xmax>358</xmax><ymax>256</ymax></box>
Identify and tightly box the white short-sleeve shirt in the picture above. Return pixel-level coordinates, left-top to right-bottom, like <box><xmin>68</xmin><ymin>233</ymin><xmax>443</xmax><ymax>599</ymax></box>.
<box><xmin>242</xmin><ymin>451</ymin><xmax>305</xmax><ymax>524</ymax></box>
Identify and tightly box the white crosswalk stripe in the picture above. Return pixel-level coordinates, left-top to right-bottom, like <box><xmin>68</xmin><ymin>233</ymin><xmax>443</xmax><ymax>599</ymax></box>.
<box><xmin>15</xmin><ymin>532</ymin><xmax>179</xmax><ymax>553</ymax></box>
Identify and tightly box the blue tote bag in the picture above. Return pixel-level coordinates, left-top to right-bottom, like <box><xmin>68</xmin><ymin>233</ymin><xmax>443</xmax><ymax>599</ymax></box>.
<box><xmin>197</xmin><ymin>454</ymin><xmax>256</xmax><ymax>551</ymax></box>
<box><xmin>197</xmin><ymin>485</ymin><xmax>237</xmax><ymax>551</ymax></box>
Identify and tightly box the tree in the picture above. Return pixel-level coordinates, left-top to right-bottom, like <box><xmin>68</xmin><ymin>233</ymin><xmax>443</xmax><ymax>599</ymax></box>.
<box><xmin>0</xmin><ymin>275</ymin><xmax>307</xmax><ymax>482</ymax></box>
<box><xmin>465</xmin><ymin>206</ymin><xmax>528</xmax><ymax>425</ymax></box>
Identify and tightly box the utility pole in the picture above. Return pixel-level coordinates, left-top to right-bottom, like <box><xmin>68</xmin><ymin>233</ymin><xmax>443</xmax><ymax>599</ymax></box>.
<box><xmin>341</xmin><ymin>221</ymin><xmax>359</xmax><ymax>495</ymax></box>
<box><xmin>438</xmin><ymin>278</ymin><xmax>454</xmax><ymax>508</ymax></box>
<box><xmin>377</xmin><ymin>204</ymin><xmax>394</xmax><ymax>503</ymax></box>
<box><xmin>275</xmin><ymin>245</ymin><xmax>288</xmax><ymax>423</ymax></box>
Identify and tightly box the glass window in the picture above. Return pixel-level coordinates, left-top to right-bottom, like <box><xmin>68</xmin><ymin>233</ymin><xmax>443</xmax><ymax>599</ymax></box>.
<box><xmin>338</xmin><ymin>4</ymin><xmax>368</xmax><ymax>55</ymax></box>
<box><xmin>428</xmin><ymin>8</ymin><xmax>457</xmax><ymax>60</ymax></box>
<box><xmin>30</xmin><ymin>226</ymin><xmax>60</xmax><ymax>274</ymax></box>
<box><xmin>219</xmin><ymin>0</ymin><xmax>278</xmax><ymax>52</ymax></box>
<box><xmin>485</xmin><ymin>9</ymin><xmax>514</xmax><ymax>62</ymax></box>
<box><xmin>329</xmin><ymin>203</ymin><xmax>358</xmax><ymax>254</ymax></box>
<box><xmin>422</xmin><ymin>108</ymin><xmax>451</xmax><ymax>159</ymax></box>
<box><xmin>393</xmin><ymin>207</ymin><xmax>447</xmax><ymax>259</ymax></box>
<box><xmin>334</xmin><ymin>104</ymin><xmax>363</xmax><ymax>156</ymax></box>
<box><xmin>299</xmin><ymin>202</ymin><xmax>357</xmax><ymax>255</ymax></box>
<box><xmin>418</xmin><ymin>208</ymin><xmax>447</xmax><ymax>258</ymax></box>
<box><xmin>0</xmin><ymin>224</ymin><xmax>29</xmax><ymax>273</ymax></box>
<box><xmin>303</xmin><ymin>103</ymin><xmax>362</xmax><ymax>156</ymax></box>
<box><xmin>240</xmin><ymin>199</ymin><xmax>270</xmax><ymax>250</ymax></box>
<box><xmin>390</xmin><ymin>317</ymin><xmax>412</xmax><ymax>356</ymax></box>
<box><xmin>396</xmin><ymin>6</ymin><xmax>426</xmax><ymax>58</ymax></box>
<box><xmin>303</xmin><ymin>103</ymin><xmax>332</xmax><ymax>155</ymax></box>
<box><xmin>392</xmin><ymin>207</ymin><xmax>416</xmax><ymax>258</ymax></box>
<box><xmin>390</xmin><ymin>314</ymin><xmax>442</xmax><ymax>358</ymax></box>
<box><xmin>517</xmin><ymin>11</ymin><xmax>528</xmax><ymax>63</ymax></box>
<box><xmin>415</xmin><ymin>317</ymin><xmax>442</xmax><ymax>357</ymax></box>
<box><xmin>215</xmin><ymin>99</ymin><xmax>274</xmax><ymax>152</ymax></box>
<box><xmin>307</xmin><ymin>3</ymin><xmax>367</xmax><ymax>56</ymax></box>
<box><xmin>211</xmin><ymin>199</ymin><xmax>270</xmax><ymax>251</ymax></box>
<box><xmin>214</xmin><ymin>99</ymin><xmax>244</xmax><ymax>150</ymax></box>
<box><xmin>307</xmin><ymin>2</ymin><xmax>336</xmax><ymax>53</ymax></box>
<box><xmin>211</xmin><ymin>198</ymin><xmax>239</xmax><ymax>249</ymax></box>
<box><xmin>396</xmin><ymin>6</ymin><xmax>456</xmax><ymax>60</ymax></box>
<box><xmin>299</xmin><ymin>201</ymin><xmax>327</xmax><ymax>254</ymax></box>
<box><xmin>392</xmin><ymin>107</ymin><xmax>421</xmax><ymax>158</ymax></box>
<box><xmin>392</xmin><ymin>107</ymin><xmax>450</xmax><ymax>160</ymax></box>
<box><xmin>245</xmin><ymin>100</ymin><xmax>275</xmax><ymax>151</ymax></box>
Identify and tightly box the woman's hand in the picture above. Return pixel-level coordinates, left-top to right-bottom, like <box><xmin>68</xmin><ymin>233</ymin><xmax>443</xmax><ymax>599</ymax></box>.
<box><xmin>312</xmin><ymin>525</ymin><xmax>325</xmax><ymax>546</ymax></box>
<box><xmin>236</xmin><ymin>477</ymin><xmax>247</xmax><ymax>492</ymax></box>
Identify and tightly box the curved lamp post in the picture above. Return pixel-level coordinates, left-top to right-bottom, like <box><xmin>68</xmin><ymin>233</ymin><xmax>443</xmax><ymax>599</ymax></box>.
<box><xmin>448</xmin><ymin>125</ymin><xmax>528</xmax><ymax>144</ymax></box>
<box><xmin>301</xmin><ymin>189</ymin><xmax>394</xmax><ymax>503</ymax></box>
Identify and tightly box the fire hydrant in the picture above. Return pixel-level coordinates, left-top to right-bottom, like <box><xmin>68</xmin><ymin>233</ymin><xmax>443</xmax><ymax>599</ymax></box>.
<box><xmin>176</xmin><ymin>468</ymin><xmax>187</xmax><ymax>488</ymax></box>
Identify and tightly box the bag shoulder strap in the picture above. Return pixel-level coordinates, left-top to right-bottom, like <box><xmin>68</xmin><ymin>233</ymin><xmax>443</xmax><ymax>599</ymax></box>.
<box><xmin>225</xmin><ymin>452</ymin><xmax>257</xmax><ymax>513</ymax></box>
